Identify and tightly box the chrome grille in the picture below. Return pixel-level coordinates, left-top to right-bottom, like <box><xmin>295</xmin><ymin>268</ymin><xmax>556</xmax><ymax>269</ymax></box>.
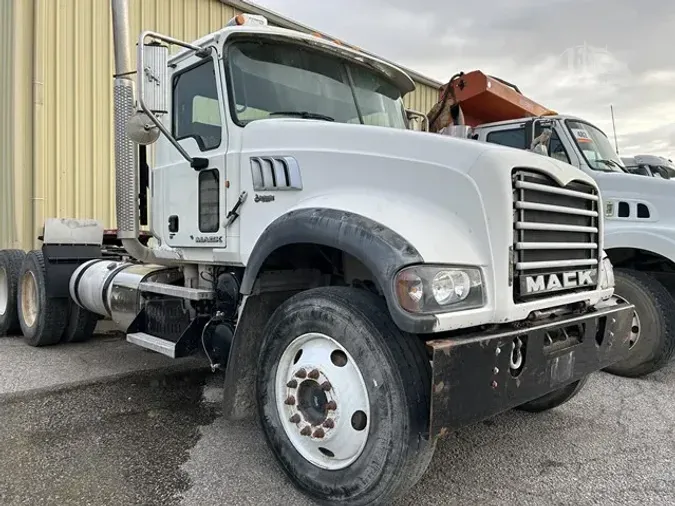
<box><xmin>512</xmin><ymin>170</ymin><xmax>600</xmax><ymax>302</ymax></box>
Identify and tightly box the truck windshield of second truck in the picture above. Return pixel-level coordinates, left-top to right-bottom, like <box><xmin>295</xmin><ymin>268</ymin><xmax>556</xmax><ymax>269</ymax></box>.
<box><xmin>566</xmin><ymin>119</ymin><xmax>626</xmax><ymax>173</ymax></box>
<box><xmin>227</xmin><ymin>38</ymin><xmax>408</xmax><ymax>130</ymax></box>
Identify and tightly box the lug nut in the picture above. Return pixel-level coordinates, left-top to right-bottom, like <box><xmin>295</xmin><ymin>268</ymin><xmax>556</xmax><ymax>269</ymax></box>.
<box><xmin>323</xmin><ymin>418</ymin><xmax>335</xmax><ymax>429</ymax></box>
<box><xmin>289</xmin><ymin>414</ymin><xmax>301</xmax><ymax>424</ymax></box>
<box><xmin>491</xmin><ymin>380</ymin><xmax>498</xmax><ymax>389</ymax></box>
<box><xmin>320</xmin><ymin>381</ymin><xmax>332</xmax><ymax>391</ymax></box>
<box><xmin>285</xmin><ymin>396</ymin><xmax>296</xmax><ymax>405</ymax></box>
<box><xmin>493</xmin><ymin>367</ymin><xmax>499</xmax><ymax>374</ymax></box>
<box><xmin>286</xmin><ymin>379</ymin><xmax>298</xmax><ymax>389</ymax></box>
<box><xmin>326</xmin><ymin>400</ymin><xmax>337</xmax><ymax>411</ymax></box>
<box><xmin>308</xmin><ymin>369</ymin><xmax>320</xmax><ymax>380</ymax></box>
<box><xmin>312</xmin><ymin>428</ymin><xmax>325</xmax><ymax>439</ymax></box>
<box><xmin>295</xmin><ymin>369</ymin><xmax>307</xmax><ymax>379</ymax></box>
<box><xmin>300</xmin><ymin>425</ymin><xmax>312</xmax><ymax>436</ymax></box>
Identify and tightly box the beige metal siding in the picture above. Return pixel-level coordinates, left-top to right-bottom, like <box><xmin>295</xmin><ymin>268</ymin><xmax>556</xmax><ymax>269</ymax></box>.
<box><xmin>403</xmin><ymin>83</ymin><xmax>438</xmax><ymax>117</ymax></box>
<box><xmin>0</xmin><ymin>0</ymin><xmax>34</xmax><ymax>250</ymax></box>
<box><xmin>0</xmin><ymin>0</ymin><xmax>14</xmax><ymax>249</ymax></box>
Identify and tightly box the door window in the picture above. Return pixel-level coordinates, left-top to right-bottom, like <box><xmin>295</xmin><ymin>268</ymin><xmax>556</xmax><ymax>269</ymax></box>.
<box><xmin>172</xmin><ymin>59</ymin><xmax>222</xmax><ymax>151</ymax></box>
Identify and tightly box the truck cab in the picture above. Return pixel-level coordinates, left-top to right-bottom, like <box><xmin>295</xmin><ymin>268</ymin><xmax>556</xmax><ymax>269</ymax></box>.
<box><xmin>429</xmin><ymin>70</ymin><xmax>675</xmax><ymax>378</ymax></box>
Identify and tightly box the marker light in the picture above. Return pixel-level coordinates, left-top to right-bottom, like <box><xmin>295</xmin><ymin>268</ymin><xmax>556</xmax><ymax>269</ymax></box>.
<box><xmin>227</xmin><ymin>14</ymin><xmax>268</xmax><ymax>27</ymax></box>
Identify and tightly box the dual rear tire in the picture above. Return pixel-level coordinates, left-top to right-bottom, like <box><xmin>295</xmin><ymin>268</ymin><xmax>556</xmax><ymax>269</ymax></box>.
<box><xmin>0</xmin><ymin>249</ymin><xmax>98</xmax><ymax>345</ymax></box>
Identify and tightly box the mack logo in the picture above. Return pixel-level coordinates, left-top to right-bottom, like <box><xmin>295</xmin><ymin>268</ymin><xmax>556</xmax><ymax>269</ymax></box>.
<box><xmin>521</xmin><ymin>269</ymin><xmax>597</xmax><ymax>294</ymax></box>
<box><xmin>194</xmin><ymin>235</ymin><xmax>223</xmax><ymax>244</ymax></box>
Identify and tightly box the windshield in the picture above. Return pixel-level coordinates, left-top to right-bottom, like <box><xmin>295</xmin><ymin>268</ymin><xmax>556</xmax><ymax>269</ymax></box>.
<box><xmin>566</xmin><ymin>120</ymin><xmax>625</xmax><ymax>172</ymax></box>
<box><xmin>226</xmin><ymin>39</ymin><xmax>407</xmax><ymax>129</ymax></box>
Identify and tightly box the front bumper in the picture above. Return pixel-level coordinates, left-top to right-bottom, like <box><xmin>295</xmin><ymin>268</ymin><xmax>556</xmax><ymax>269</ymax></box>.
<box><xmin>426</xmin><ymin>299</ymin><xmax>634</xmax><ymax>438</ymax></box>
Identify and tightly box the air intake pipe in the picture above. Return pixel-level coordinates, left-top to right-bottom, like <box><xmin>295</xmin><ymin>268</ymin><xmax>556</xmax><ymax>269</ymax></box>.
<box><xmin>110</xmin><ymin>0</ymin><xmax>180</xmax><ymax>265</ymax></box>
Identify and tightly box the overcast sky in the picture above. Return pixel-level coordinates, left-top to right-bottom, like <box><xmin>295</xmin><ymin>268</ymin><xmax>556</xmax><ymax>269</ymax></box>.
<box><xmin>248</xmin><ymin>0</ymin><xmax>674</xmax><ymax>160</ymax></box>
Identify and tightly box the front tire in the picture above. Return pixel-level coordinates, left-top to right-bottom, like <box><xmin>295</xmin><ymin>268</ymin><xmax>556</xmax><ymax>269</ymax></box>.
<box><xmin>17</xmin><ymin>250</ymin><xmax>69</xmax><ymax>347</ymax></box>
<box><xmin>603</xmin><ymin>269</ymin><xmax>675</xmax><ymax>378</ymax></box>
<box><xmin>256</xmin><ymin>287</ymin><xmax>435</xmax><ymax>505</ymax></box>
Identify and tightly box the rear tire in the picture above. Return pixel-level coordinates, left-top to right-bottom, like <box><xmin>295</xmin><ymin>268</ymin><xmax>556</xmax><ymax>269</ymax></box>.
<box><xmin>517</xmin><ymin>377</ymin><xmax>587</xmax><ymax>412</ymax></box>
<box><xmin>17</xmin><ymin>250</ymin><xmax>69</xmax><ymax>347</ymax></box>
<box><xmin>0</xmin><ymin>249</ymin><xmax>27</xmax><ymax>336</ymax></box>
<box><xmin>256</xmin><ymin>286</ymin><xmax>435</xmax><ymax>506</ymax></box>
<box><xmin>61</xmin><ymin>299</ymin><xmax>99</xmax><ymax>343</ymax></box>
<box><xmin>603</xmin><ymin>268</ymin><xmax>675</xmax><ymax>378</ymax></box>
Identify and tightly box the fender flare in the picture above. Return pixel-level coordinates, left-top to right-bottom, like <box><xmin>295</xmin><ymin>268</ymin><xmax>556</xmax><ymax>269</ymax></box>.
<box><xmin>240</xmin><ymin>207</ymin><xmax>437</xmax><ymax>334</ymax></box>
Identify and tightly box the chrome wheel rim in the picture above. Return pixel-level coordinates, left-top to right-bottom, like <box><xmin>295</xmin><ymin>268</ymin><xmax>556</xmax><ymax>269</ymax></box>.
<box><xmin>616</xmin><ymin>295</ymin><xmax>641</xmax><ymax>348</ymax></box>
<box><xmin>20</xmin><ymin>271</ymin><xmax>39</xmax><ymax>328</ymax></box>
<box><xmin>274</xmin><ymin>332</ymin><xmax>370</xmax><ymax>470</ymax></box>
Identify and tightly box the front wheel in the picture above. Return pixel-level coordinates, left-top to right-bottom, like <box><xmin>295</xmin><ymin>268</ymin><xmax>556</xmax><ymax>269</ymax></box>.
<box><xmin>256</xmin><ymin>287</ymin><xmax>436</xmax><ymax>506</ymax></box>
<box><xmin>603</xmin><ymin>269</ymin><xmax>675</xmax><ymax>378</ymax></box>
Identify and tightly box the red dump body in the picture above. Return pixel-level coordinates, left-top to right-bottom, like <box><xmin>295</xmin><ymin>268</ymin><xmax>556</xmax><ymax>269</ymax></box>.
<box><xmin>438</xmin><ymin>70</ymin><xmax>557</xmax><ymax>127</ymax></box>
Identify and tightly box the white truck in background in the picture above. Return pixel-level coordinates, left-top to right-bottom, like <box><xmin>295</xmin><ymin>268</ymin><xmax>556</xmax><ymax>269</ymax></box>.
<box><xmin>0</xmin><ymin>5</ymin><xmax>634</xmax><ymax>505</ymax></box>
<box><xmin>426</xmin><ymin>70</ymin><xmax>675</xmax><ymax>378</ymax></box>
<box><xmin>621</xmin><ymin>154</ymin><xmax>675</xmax><ymax>179</ymax></box>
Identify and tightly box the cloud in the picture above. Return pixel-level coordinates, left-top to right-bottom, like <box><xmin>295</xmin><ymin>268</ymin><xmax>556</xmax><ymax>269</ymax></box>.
<box><xmin>247</xmin><ymin>0</ymin><xmax>675</xmax><ymax>158</ymax></box>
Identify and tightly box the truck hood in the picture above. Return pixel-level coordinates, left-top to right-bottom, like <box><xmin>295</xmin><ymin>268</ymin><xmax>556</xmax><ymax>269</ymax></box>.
<box><xmin>240</xmin><ymin>119</ymin><xmax>596</xmax><ymax>187</ymax></box>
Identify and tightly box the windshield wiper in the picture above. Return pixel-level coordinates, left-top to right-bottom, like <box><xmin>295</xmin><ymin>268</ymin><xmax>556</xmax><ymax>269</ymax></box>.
<box><xmin>269</xmin><ymin>111</ymin><xmax>335</xmax><ymax>122</ymax></box>
<box><xmin>595</xmin><ymin>159</ymin><xmax>627</xmax><ymax>172</ymax></box>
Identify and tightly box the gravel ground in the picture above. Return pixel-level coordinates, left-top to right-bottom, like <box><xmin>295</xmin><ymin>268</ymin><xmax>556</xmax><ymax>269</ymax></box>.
<box><xmin>184</xmin><ymin>363</ymin><xmax>675</xmax><ymax>506</ymax></box>
<box><xmin>0</xmin><ymin>359</ymin><xmax>673</xmax><ymax>506</ymax></box>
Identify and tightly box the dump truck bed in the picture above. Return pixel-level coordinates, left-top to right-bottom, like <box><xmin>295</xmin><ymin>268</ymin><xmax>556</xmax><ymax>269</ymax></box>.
<box><xmin>439</xmin><ymin>70</ymin><xmax>556</xmax><ymax>127</ymax></box>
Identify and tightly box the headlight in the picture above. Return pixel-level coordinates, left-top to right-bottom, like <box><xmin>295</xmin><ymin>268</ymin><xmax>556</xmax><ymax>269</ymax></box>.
<box><xmin>394</xmin><ymin>265</ymin><xmax>485</xmax><ymax>314</ymax></box>
<box><xmin>599</xmin><ymin>252</ymin><xmax>615</xmax><ymax>291</ymax></box>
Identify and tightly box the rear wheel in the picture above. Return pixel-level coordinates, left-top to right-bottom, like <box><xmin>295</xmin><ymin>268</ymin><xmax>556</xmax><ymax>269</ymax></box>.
<box><xmin>603</xmin><ymin>269</ymin><xmax>675</xmax><ymax>377</ymax></box>
<box><xmin>517</xmin><ymin>378</ymin><xmax>587</xmax><ymax>412</ymax></box>
<box><xmin>0</xmin><ymin>249</ymin><xmax>27</xmax><ymax>336</ymax></box>
<box><xmin>17</xmin><ymin>250</ymin><xmax>69</xmax><ymax>347</ymax></box>
<box><xmin>257</xmin><ymin>287</ymin><xmax>435</xmax><ymax>505</ymax></box>
<box><xmin>61</xmin><ymin>299</ymin><xmax>99</xmax><ymax>343</ymax></box>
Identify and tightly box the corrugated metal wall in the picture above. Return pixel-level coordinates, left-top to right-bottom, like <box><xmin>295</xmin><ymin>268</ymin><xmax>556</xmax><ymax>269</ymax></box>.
<box><xmin>1</xmin><ymin>0</ymin><xmax>440</xmax><ymax>251</ymax></box>
<box><xmin>0</xmin><ymin>0</ymin><xmax>15</xmax><ymax>249</ymax></box>
<box><xmin>0</xmin><ymin>0</ymin><xmax>34</xmax><ymax>250</ymax></box>
<box><xmin>403</xmin><ymin>83</ymin><xmax>437</xmax><ymax>116</ymax></box>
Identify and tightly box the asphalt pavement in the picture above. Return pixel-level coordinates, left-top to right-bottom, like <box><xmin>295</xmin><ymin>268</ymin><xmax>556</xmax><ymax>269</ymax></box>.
<box><xmin>1</xmin><ymin>331</ymin><xmax>674</xmax><ymax>506</ymax></box>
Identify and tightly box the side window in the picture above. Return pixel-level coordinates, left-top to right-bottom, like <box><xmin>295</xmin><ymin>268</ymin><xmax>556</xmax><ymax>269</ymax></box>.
<box><xmin>535</xmin><ymin>125</ymin><xmax>571</xmax><ymax>164</ymax></box>
<box><xmin>486</xmin><ymin>127</ymin><xmax>526</xmax><ymax>149</ymax></box>
<box><xmin>547</xmin><ymin>130</ymin><xmax>571</xmax><ymax>164</ymax></box>
<box><xmin>172</xmin><ymin>58</ymin><xmax>222</xmax><ymax>151</ymax></box>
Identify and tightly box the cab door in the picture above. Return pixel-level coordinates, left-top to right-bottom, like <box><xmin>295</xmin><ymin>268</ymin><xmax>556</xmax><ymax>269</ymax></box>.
<box><xmin>154</xmin><ymin>51</ymin><xmax>228</xmax><ymax>249</ymax></box>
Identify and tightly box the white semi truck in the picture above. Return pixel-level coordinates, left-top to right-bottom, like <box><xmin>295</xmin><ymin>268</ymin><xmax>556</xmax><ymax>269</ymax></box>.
<box><xmin>0</xmin><ymin>4</ymin><xmax>634</xmax><ymax>505</ymax></box>
<box><xmin>427</xmin><ymin>70</ymin><xmax>675</xmax><ymax>379</ymax></box>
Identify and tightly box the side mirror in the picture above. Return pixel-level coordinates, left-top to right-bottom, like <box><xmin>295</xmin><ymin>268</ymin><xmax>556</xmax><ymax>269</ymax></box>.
<box><xmin>529</xmin><ymin>118</ymin><xmax>554</xmax><ymax>156</ymax></box>
<box><xmin>139</xmin><ymin>41</ymin><xmax>169</xmax><ymax>116</ymax></box>
<box><xmin>127</xmin><ymin>41</ymin><xmax>169</xmax><ymax>146</ymax></box>
<box><xmin>405</xmin><ymin>109</ymin><xmax>429</xmax><ymax>132</ymax></box>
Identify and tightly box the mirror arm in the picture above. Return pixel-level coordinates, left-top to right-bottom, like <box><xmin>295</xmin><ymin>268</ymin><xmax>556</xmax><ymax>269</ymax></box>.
<box><xmin>136</xmin><ymin>30</ymin><xmax>211</xmax><ymax>169</ymax></box>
